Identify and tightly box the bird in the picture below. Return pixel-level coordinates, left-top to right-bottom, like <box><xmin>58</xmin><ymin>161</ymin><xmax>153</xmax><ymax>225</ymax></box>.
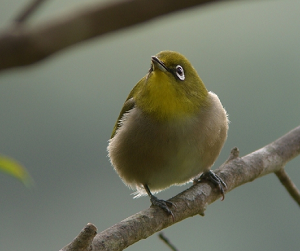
<box><xmin>107</xmin><ymin>50</ymin><xmax>229</xmax><ymax>217</ymax></box>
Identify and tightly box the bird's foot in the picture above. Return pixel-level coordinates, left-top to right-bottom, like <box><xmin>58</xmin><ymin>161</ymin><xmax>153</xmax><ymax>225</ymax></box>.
<box><xmin>194</xmin><ymin>170</ymin><xmax>227</xmax><ymax>200</ymax></box>
<box><xmin>150</xmin><ymin>195</ymin><xmax>175</xmax><ymax>220</ymax></box>
<box><xmin>144</xmin><ymin>184</ymin><xmax>176</xmax><ymax>220</ymax></box>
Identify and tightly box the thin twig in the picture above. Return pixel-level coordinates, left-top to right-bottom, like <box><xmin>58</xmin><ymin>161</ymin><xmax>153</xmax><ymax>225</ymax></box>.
<box><xmin>14</xmin><ymin>0</ymin><xmax>48</xmax><ymax>23</ymax></box>
<box><xmin>275</xmin><ymin>168</ymin><xmax>300</xmax><ymax>207</ymax></box>
<box><xmin>159</xmin><ymin>232</ymin><xmax>179</xmax><ymax>251</ymax></box>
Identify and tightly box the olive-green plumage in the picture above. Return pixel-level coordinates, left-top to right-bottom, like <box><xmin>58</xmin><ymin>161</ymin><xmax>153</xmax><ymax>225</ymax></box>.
<box><xmin>108</xmin><ymin>51</ymin><xmax>228</xmax><ymax>198</ymax></box>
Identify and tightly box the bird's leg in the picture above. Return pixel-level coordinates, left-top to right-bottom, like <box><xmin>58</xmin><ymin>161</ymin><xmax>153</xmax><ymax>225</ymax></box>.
<box><xmin>143</xmin><ymin>184</ymin><xmax>175</xmax><ymax>220</ymax></box>
<box><xmin>194</xmin><ymin>170</ymin><xmax>227</xmax><ymax>200</ymax></box>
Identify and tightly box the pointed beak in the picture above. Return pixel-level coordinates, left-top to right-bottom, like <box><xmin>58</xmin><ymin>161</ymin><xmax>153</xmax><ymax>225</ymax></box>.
<box><xmin>151</xmin><ymin>56</ymin><xmax>168</xmax><ymax>72</ymax></box>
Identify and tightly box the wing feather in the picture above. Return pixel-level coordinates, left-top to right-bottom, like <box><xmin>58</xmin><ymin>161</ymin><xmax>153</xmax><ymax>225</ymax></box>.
<box><xmin>110</xmin><ymin>77</ymin><xmax>145</xmax><ymax>138</ymax></box>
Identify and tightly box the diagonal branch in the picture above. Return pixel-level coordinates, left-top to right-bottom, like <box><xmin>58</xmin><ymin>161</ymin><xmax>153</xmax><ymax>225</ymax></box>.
<box><xmin>159</xmin><ymin>232</ymin><xmax>180</xmax><ymax>251</ymax></box>
<box><xmin>275</xmin><ymin>168</ymin><xmax>300</xmax><ymax>206</ymax></box>
<box><xmin>0</xmin><ymin>0</ymin><xmax>221</xmax><ymax>72</ymax></box>
<box><xmin>60</xmin><ymin>125</ymin><xmax>300</xmax><ymax>251</ymax></box>
<box><xmin>14</xmin><ymin>0</ymin><xmax>49</xmax><ymax>23</ymax></box>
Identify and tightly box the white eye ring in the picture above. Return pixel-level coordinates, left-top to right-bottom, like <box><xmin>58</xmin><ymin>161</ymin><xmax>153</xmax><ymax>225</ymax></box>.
<box><xmin>175</xmin><ymin>65</ymin><xmax>185</xmax><ymax>80</ymax></box>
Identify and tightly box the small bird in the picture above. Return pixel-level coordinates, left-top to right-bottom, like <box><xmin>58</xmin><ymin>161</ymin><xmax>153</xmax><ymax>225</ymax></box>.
<box><xmin>108</xmin><ymin>51</ymin><xmax>229</xmax><ymax>216</ymax></box>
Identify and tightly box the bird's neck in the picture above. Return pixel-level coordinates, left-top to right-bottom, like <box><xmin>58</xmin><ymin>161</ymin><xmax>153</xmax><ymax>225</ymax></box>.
<box><xmin>135</xmin><ymin>73</ymin><xmax>208</xmax><ymax>122</ymax></box>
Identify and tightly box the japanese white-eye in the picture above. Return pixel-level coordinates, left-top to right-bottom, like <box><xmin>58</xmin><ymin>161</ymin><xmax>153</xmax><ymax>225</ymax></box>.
<box><xmin>108</xmin><ymin>51</ymin><xmax>229</xmax><ymax>216</ymax></box>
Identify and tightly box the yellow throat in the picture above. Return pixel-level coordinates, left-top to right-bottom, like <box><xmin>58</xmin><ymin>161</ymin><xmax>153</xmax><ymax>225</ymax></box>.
<box><xmin>134</xmin><ymin>51</ymin><xmax>209</xmax><ymax>122</ymax></box>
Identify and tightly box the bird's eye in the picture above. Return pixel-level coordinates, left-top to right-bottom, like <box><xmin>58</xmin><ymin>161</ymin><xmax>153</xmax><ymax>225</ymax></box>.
<box><xmin>175</xmin><ymin>65</ymin><xmax>185</xmax><ymax>80</ymax></box>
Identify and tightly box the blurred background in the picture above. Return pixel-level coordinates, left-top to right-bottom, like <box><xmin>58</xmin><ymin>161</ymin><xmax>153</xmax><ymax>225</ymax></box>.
<box><xmin>0</xmin><ymin>0</ymin><xmax>300</xmax><ymax>250</ymax></box>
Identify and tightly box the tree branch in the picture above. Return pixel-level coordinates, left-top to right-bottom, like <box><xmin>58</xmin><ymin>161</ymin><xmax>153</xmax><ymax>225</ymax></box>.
<box><xmin>159</xmin><ymin>232</ymin><xmax>180</xmax><ymax>251</ymax></box>
<box><xmin>60</xmin><ymin>223</ymin><xmax>97</xmax><ymax>251</ymax></box>
<box><xmin>60</xmin><ymin>125</ymin><xmax>300</xmax><ymax>251</ymax></box>
<box><xmin>14</xmin><ymin>0</ymin><xmax>48</xmax><ymax>23</ymax></box>
<box><xmin>275</xmin><ymin>168</ymin><xmax>300</xmax><ymax>206</ymax></box>
<box><xmin>0</xmin><ymin>0</ymin><xmax>221</xmax><ymax>72</ymax></box>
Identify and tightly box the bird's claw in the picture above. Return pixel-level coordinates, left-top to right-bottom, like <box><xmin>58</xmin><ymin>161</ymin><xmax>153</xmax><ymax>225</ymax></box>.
<box><xmin>150</xmin><ymin>195</ymin><xmax>175</xmax><ymax>221</ymax></box>
<box><xmin>195</xmin><ymin>170</ymin><xmax>227</xmax><ymax>200</ymax></box>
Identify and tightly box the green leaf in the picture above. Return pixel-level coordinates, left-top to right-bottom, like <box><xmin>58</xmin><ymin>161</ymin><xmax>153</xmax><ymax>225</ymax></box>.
<box><xmin>0</xmin><ymin>155</ymin><xmax>33</xmax><ymax>187</ymax></box>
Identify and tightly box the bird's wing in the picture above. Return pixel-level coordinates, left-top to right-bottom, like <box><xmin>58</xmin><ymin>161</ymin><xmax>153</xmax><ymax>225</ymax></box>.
<box><xmin>110</xmin><ymin>77</ymin><xmax>145</xmax><ymax>139</ymax></box>
<box><xmin>110</xmin><ymin>98</ymin><xmax>135</xmax><ymax>139</ymax></box>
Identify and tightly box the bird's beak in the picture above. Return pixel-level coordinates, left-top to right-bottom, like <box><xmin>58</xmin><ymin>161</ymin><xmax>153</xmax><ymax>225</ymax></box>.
<box><xmin>151</xmin><ymin>56</ymin><xmax>168</xmax><ymax>72</ymax></box>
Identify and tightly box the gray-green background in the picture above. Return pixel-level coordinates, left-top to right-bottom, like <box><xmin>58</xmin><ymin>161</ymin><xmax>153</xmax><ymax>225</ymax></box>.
<box><xmin>1</xmin><ymin>0</ymin><xmax>300</xmax><ymax>250</ymax></box>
